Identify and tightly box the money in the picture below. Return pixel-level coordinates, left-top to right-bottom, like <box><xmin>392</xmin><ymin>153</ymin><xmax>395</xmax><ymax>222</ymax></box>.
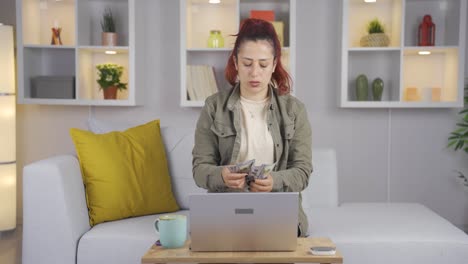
<box><xmin>227</xmin><ymin>159</ymin><xmax>255</xmax><ymax>173</ymax></box>
<box><xmin>227</xmin><ymin>160</ymin><xmax>276</xmax><ymax>186</ymax></box>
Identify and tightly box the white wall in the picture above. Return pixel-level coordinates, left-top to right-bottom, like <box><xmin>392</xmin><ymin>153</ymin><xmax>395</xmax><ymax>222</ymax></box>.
<box><xmin>1</xmin><ymin>0</ymin><xmax>467</xmax><ymax>230</ymax></box>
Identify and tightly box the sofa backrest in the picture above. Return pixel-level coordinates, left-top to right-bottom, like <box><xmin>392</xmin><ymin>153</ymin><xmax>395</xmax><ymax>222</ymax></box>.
<box><xmin>87</xmin><ymin>118</ymin><xmax>338</xmax><ymax>210</ymax></box>
<box><xmin>162</xmin><ymin>128</ymin><xmax>338</xmax><ymax>209</ymax></box>
<box><xmin>302</xmin><ymin>149</ymin><xmax>338</xmax><ymax>208</ymax></box>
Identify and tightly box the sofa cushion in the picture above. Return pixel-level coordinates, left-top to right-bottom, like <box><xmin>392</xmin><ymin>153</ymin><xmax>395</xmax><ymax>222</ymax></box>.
<box><xmin>87</xmin><ymin>118</ymin><xmax>206</xmax><ymax>209</ymax></box>
<box><xmin>77</xmin><ymin>210</ymin><xmax>189</xmax><ymax>264</ymax></box>
<box><xmin>70</xmin><ymin>120</ymin><xmax>180</xmax><ymax>226</ymax></box>
<box><xmin>307</xmin><ymin>203</ymin><xmax>468</xmax><ymax>264</ymax></box>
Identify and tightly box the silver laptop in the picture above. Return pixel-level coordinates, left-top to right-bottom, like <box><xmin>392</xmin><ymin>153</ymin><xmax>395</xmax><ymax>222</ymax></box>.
<box><xmin>189</xmin><ymin>192</ymin><xmax>298</xmax><ymax>252</ymax></box>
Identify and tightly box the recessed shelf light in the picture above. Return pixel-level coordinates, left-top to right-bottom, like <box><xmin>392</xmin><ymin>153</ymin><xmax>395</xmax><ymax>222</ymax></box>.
<box><xmin>209</xmin><ymin>0</ymin><xmax>221</xmax><ymax>4</ymax></box>
<box><xmin>105</xmin><ymin>50</ymin><xmax>117</xmax><ymax>55</ymax></box>
<box><xmin>418</xmin><ymin>51</ymin><xmax>431</xmax><ymax>55</ymax></box>
<box><xmin>364</xmin><ymin>0</ymin><xmax>376</xmax><ymax>3</ymax></box>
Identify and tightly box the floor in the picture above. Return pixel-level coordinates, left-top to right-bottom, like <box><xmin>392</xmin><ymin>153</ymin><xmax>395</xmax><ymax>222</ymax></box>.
<box><xmin>0</xmin><ymin>225</ymin><xmax>21</xmax><ymax>264</ymax></box>
<box><xmin>1</xmin><ymin>224</ymin><xmax>467</xmax><ymax>264</ymax></box>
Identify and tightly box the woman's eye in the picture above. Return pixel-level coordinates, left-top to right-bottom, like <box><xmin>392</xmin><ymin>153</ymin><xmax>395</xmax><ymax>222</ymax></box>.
<box><xmin>243</xmin><ymin>64</ymin><xmax>252</xmax><ymax>67</ymax></box>
<box><xmin>260</xmin><ymin>64</ymin><xmax>268</xmax><ymax>68</ymax></box>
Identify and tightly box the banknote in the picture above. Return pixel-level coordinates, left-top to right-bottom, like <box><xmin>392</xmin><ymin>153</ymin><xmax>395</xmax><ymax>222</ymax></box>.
<box><xmin>227</xmin><ymin>160</ymin><xmax>276</xmax><ymax>186</ymax></box>
<box><xmin>227</xmin><ymin>159</ymin><xmax>255</xmax><ymax>173</ymax></box>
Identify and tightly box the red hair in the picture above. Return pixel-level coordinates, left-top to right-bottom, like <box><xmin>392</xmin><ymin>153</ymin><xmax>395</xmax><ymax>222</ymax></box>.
<box><xmin>224</xmin><ymin>18</ymin><xmax>291</xmax><ymax>95</ymax></box>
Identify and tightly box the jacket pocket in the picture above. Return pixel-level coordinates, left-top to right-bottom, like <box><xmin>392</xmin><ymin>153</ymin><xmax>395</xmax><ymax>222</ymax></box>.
<box><xmin>211</xmin><ymin>121</ymin><xmax>236</xmax><ymax>138</ymax></box>
<box><xmin>211</xmin><ymin>121</ymin><xmax>236</xmax><ymax>162</ymax></box>
<box><xmin>284</xmin><ymin>124</ymin><xmax>295</xmax><ymax>140</ymax></box>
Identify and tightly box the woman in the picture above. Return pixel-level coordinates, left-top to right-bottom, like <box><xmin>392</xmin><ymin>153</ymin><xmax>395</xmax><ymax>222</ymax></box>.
<box><xmin>192</xmin><ymin>18</ymin><xmax>312</xmax><ymax>237</ymax></box>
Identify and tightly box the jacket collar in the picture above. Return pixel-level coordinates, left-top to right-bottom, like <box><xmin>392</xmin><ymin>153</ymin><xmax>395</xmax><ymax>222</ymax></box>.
<box><xmin>227</xmin><ymin>83</ymin><xmax>278</xmax><ymax>111</ymax></box>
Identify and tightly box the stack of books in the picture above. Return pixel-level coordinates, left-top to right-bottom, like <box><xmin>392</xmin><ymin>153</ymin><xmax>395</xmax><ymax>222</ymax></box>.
<box><xmin>187</xmin><ymin>65</ymin><xmax>218</xmax><ymax>101</ymax></box>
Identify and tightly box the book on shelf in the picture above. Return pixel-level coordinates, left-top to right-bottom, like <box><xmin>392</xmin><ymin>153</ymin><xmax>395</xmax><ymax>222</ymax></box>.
<box><xmin>187</xmin><ymin>65</ymin><xmax>218</xmax><ymax>101</ymax></box>
<box><xmin>271</xmin><ymin>21</ymin><xmax>284</xmax><ymax>47</ymax></box>
<box><xmin>250</xmin><ymin>10</ymin><xmax>275</xmax><ymax>21</ymax></box>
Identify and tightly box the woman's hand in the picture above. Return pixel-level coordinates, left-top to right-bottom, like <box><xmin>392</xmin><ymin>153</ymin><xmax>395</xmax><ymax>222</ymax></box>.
<box><xmin>221</xmin><ymin>167</ymin><xmax>247</xmax><ymax>189</ymax></box>
<box><xmin>249</xmin><ymin>174</ymin><xmax>273</xmax><ymax>192</ymax></box>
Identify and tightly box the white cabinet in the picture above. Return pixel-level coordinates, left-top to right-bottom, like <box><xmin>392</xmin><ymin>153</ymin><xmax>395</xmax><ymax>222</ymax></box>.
<box><xmin>180</xmin><ymin>0</ymin><xmax>296</xmax><ymax>107</ymax></box>
<box><xmin>16</xmin><ymin>0</ymin><xmax>143</xmax><ymax>106</ymax></box>
<box><xmin>341</xmin><ymin>0</ymin><xmax>466</xmax><ymax>108</ymax></box>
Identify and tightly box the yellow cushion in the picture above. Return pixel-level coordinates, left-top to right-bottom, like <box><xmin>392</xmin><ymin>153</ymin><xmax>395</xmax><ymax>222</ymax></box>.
<box><xmin>70</xmin><ymin>120</ymin><xmax>179</xmax><ymax>226</ymax></box>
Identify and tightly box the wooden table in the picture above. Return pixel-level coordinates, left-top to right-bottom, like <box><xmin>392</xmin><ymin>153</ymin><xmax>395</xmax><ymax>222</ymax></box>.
<box><xmin>141</xmin><ymin>237</ymin><xmax>343</xmax><ymax>264</ymax></box>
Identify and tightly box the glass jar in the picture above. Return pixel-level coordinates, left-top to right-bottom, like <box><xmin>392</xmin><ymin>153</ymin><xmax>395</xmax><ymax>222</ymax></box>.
<box><xmin>207</xmin><ymin>30</ymin><xmax>224</xmax><ymax>48</ymax></box>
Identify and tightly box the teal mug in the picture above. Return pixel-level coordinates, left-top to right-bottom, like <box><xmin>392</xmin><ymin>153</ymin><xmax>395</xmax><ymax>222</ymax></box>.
<box><xmin>154</xmin><ymin>215</ymin><xmax>187</xmax><ymax>248</ymax></box>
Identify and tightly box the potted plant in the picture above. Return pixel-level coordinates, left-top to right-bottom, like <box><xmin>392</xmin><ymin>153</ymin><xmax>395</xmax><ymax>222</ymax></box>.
<box><xmin>96</xmin><ymin>63</ymin><xmax>127</xmax><ymax>99</ymax></box>
<box><xmin>448</xmin><ymin>82</ymin><xmax>468</xmax><ymax>191</ymax></box>
<box><xmin>360</xmin><ymin>18</ymin><xmax>390</xmax><ymax>47</ymax></box>
<box><xmin>101</xmin><ymin>7</ymin><xmax>117</xmax><ymax>46</ymax></box>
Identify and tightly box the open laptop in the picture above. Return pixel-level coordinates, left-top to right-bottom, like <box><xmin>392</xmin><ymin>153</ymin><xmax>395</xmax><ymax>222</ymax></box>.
<box><xmin>189</xmin><ymin>192</ymin><xmax>298</xmax><ymax>252</ymax></box>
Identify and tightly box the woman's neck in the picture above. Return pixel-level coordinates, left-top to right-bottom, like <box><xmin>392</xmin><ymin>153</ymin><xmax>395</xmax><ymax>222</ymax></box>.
<box><xmin>239</xmin><ymin>85</ymin><xmax>269</xmax><ymax>101</ymax></box>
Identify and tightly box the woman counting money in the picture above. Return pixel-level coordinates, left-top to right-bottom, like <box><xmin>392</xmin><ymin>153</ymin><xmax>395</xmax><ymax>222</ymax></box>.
<box><xmin>192</xmin><ymin>18</ymin><xmax>312</xmax><ymax>237</ymax></box>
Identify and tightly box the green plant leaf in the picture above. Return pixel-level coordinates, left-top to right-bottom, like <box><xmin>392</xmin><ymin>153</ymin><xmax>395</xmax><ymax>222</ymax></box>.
<box><xmin>448</xmin><ymin>140</ymin><xmax>457</xmax><ymax>148</ymax></box>
<box><xmin>367</xmin><ymin>18</ymin><xmax>385</xmax><ymax>34</ymax></box>
<box><xmin>455</xmin><ymin>127</ymin><xmax>466</xmax><ymax>134</ymax></box>
<box><xmin>101</xmin><ymin>7</ymin><xmax>116</xmax><ymax>32</ymax></box>
<box><xmin>96</xmin><ymin>63</ymin><xmax>127</xmax><ymax>90</ymax></box>
<box><xmin>455</xmin><ymin>140</ymin><xmax>464</xmax><ymax>150</ymax></box>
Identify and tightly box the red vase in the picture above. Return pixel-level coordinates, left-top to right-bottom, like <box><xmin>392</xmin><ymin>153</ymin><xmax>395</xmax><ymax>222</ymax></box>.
<box><xmin>103</xmin><ymin>86</ymin><xmax>117</xmax><ymax>99</ymax></box>
<box><xmin>418</xmin><ymin>14</ymin><xmax>435</xmax><ymax>46</ymax></box>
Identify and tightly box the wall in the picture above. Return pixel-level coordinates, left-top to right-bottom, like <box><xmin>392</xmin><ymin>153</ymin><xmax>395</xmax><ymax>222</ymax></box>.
<box><xmin>1</xmin><ymin>0</ymin><xmax>467</xmax><ymax>230</ymax></box>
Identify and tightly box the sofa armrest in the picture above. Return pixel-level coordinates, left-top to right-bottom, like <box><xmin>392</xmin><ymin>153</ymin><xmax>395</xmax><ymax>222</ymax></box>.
<box><xmin>23</xmin><ymin>155</ymin><xmax>91</xmax><ymax>264</ymax></box>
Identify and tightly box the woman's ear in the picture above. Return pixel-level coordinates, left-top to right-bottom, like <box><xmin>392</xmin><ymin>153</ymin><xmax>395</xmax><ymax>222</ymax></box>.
<box><xmin>272</xmin><ymin>58</ymin><xmax>277</xmax><ymax>73</ymax></box>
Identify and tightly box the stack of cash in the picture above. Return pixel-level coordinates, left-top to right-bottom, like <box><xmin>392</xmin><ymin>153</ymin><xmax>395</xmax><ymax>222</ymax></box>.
<box><xmin>227</xmin><ymin>160</ymin><xmax>276</xmax><ymax>186</ymax></box>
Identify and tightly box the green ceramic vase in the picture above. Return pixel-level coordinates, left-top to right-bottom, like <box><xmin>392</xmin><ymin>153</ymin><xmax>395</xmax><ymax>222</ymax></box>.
<box><xmin>356</xmin><ymin>74</ymin><xmax>368</xmax><ymax>101</ymax></box>
<box><xmin>372</xmin><ymin>78</ymin><xmax>384</xmax><ymax>101</ymax></box>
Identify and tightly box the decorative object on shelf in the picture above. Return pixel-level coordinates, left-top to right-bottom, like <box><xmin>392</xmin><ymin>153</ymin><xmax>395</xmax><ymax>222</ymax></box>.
<box><xmin>372</xmin><ymin>78</ymin><xmax>384</xmax><ymax>101</ymax></box>
<box><xmin>356</xmin><ymin>74</ymin><xmax>369</xmax><ymax>101</ymax></box>
<box><xmin>96</xmin><ymin>63</ymin><xmax>127</xmax><ymax>99</ymax></box>
<box><xmin>418</xmin><ymin>14</ymin><xmax>435</xmax><ymax>46</ymax></box>
<box><xmin>404</xmin><ymin>87</ymin><xmax>420</xmax><ymax>101</ymax></box>
<box><xmin>207</xmin><ymin>30</ymin><xmax>224</xmax><ymax>48</ymax></box>
<box><xmin>0</xmin><ymin>25</ymin><xmax>16</xmax><ymax>231</ymax></box>
<box><xmin>31</xmin><ymin>76</ymin><xmax>75</xmax><ymax>99</ymax></box>
<box><xmin>50</xmin><ymin>20</ymin><xmax>62</xmax><ymax>45</ymax></box>
<box><xmin>271</xmin><ymin>21</ymin><xmax>284</xmax><ymax>46</ymax></box>
<box><xmin>431</xmin><ymin>87</ymin><xmax>441</xmax><ymax>102</ymax></box>
<box><xmin>101</xmin><ymin>7</ymin><xmax>117</xmax><ymax>46</ymax></box>
<box><xmin>250</xmin><ymin>10</ymin><xmax>275</xmax><ymax>21</ymax></box>
<box><xmin>360</xmin><ymin>18</ymin><xmax>390</xmax><ymax>47</ymax></box>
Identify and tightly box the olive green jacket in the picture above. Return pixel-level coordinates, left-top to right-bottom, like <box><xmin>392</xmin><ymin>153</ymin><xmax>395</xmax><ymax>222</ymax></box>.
<box><xmin>192</xmin><ymin>84</ymin><xmax>313</xmax><ymax>236</ymax></box>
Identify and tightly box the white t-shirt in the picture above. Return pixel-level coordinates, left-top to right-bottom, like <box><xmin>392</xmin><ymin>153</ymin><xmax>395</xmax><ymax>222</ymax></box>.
<box><xmin>237</xmin><ymin>96</ymin><xmax>275</xmax><ymax>166</ymax></box>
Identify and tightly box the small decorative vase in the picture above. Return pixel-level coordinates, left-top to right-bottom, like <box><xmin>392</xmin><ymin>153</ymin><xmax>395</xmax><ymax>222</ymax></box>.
<box><xmin>356</xmin><ymin>74</ymin><xmax>369</xmax><ymax>101</ymax></box>
<box><xmin>207</xmin><ymin>30</ymin><xmax>224</xmax><ymax>48</ymax></box>
<box><xmin>372</xmin><ymin>78</ymin><xmax>384</xmax><ymax>101</ymax></box>
<box><xmin>51</xmin><ymin>27</ymin><xmax>63</xmax><ymax>45</ymax></box>
<box><xmin>102</xmin><ymin>32</ymin><xmax>118</xmax><ymax>46</ymax></box>
<box><xmin>103</xmin><ymin>86</ymin><xmax>118</xmax><ymax>99</ymax></box>
<box><xmin>360</xmin><ymin>33</ymin><xmax>390</xmax><ymax>47</ymax></box>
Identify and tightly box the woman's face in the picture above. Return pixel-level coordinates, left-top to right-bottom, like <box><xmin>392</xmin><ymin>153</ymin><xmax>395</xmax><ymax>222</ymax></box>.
<box><xmin>235</xmin><ymin>40</ymin><xmax>277</xmax><ymax>100</ymax></box>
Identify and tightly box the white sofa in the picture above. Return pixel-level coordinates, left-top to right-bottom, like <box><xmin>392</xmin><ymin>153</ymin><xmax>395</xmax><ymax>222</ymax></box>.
<box><xmin>22</xmin><ymin>127</ymin><xmax>468</xmax><ymax>264</ymax></box>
